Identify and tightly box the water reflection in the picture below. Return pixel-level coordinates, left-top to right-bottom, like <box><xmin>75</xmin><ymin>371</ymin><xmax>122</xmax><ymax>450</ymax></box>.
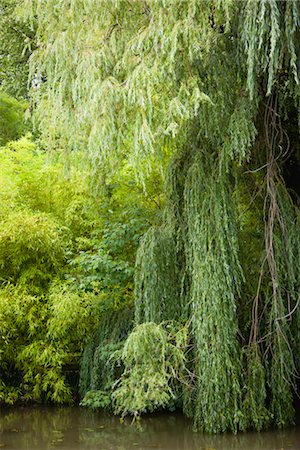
<box><xmin>0</xmin><ymin>406</ymin><xmax>299</xmax><ymax>450</ymax></box>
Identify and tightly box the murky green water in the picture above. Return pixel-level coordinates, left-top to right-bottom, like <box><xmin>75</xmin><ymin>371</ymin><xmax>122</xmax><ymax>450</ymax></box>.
<box><xmin>0</xmin><ymin>406</ymin><xmax>300</xmax><ymax>450</ymax></box>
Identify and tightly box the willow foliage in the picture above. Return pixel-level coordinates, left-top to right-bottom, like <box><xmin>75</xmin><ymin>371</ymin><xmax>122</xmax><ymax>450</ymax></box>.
<box><xmin>135</xmin><ymin>226</ymin><xmax>179</xmax><ymax>324</ymax></box>
<box><xmin>79</xmin><ymin>305</ymin><xmax>134</xmax><ymax>409</ymax></box>
<box><xmin>113</xmin><ymin>322</ymin><xmax>188</xmax><ymax>418</ymax></box>
<box><xmin>184</xmin><ymin>156</ymin><xmax>244</xmax><ymax>433</ymax></box>
<box><xmin>16</xmin><ymin>0</ymin><xmax>300</xmax><ymax>433</ymax></box>
<box><xmin>0</xmin><ymin>0</ymin><xmax>34</xmax><ymax>97</ymax></box>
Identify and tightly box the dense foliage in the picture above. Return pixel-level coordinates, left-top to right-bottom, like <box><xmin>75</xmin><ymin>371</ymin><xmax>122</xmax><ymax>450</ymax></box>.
<box><xmin>0</xmin><ymin>94</ymin><xmax>28</xmax><ymax>146</ymax></box>
<box><xmin>0</xmin><ymin>128</ymin><xmax>158</xmax><ymax>404</ymax></box>
<box><xmin>1</xmin><ymin>0</ymin><xmax>300</xmax><ymax>435</ymax></box>
<box><xmin>0</xmin><ymin>0</ymin><xmax>34</xmax><ymax>97</ymax></box>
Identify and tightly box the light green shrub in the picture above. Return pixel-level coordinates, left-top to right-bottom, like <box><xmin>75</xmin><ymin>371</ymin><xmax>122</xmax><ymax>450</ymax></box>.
<box><xmin>113</xmin><ymin>322</ymin><xmax>188</xmax><ymax>418</ymax></box>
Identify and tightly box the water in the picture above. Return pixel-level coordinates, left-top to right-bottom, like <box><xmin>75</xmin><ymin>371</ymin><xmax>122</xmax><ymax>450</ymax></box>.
<box><xmin>0</xmin><ymin>406</ymin><xmax>300</xmax><ymax>450</ymax></box>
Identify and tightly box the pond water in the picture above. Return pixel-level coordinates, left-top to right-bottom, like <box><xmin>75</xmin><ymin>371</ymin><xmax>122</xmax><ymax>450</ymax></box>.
<box><xmin>0</xmin><ymin>406</ymin><xmax>300</xmax><ymax>450</ymax></box>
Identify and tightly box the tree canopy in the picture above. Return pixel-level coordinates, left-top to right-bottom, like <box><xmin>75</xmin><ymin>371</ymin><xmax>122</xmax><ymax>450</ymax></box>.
<box><xmin>1</xmin><ymin>0</ymin><xmax>300</xmax><ymax>434</ymax></box>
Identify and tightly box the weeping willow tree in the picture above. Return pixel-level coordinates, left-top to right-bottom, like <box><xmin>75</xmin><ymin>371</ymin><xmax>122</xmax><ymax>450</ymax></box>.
<box><xmin>16</xmin><ymin>0</ymin><xmax>300</xmax><ymax>433</ymax></box>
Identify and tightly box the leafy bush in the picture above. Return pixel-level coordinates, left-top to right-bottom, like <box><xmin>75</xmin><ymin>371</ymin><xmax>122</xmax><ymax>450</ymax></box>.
<box><xmin>0</xmin><ymin>211</ymin><xmax>66</xmax><ymax>288</ymax></box>
<box><xmin>0</xmin><ymin>136</ymin><xmax>97</xmax><ymax>240</ymax></box>
<box><xmin>0</xmin><ymin>279</ymin><xmax>102</xmax><ymax>404</ymax></box>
